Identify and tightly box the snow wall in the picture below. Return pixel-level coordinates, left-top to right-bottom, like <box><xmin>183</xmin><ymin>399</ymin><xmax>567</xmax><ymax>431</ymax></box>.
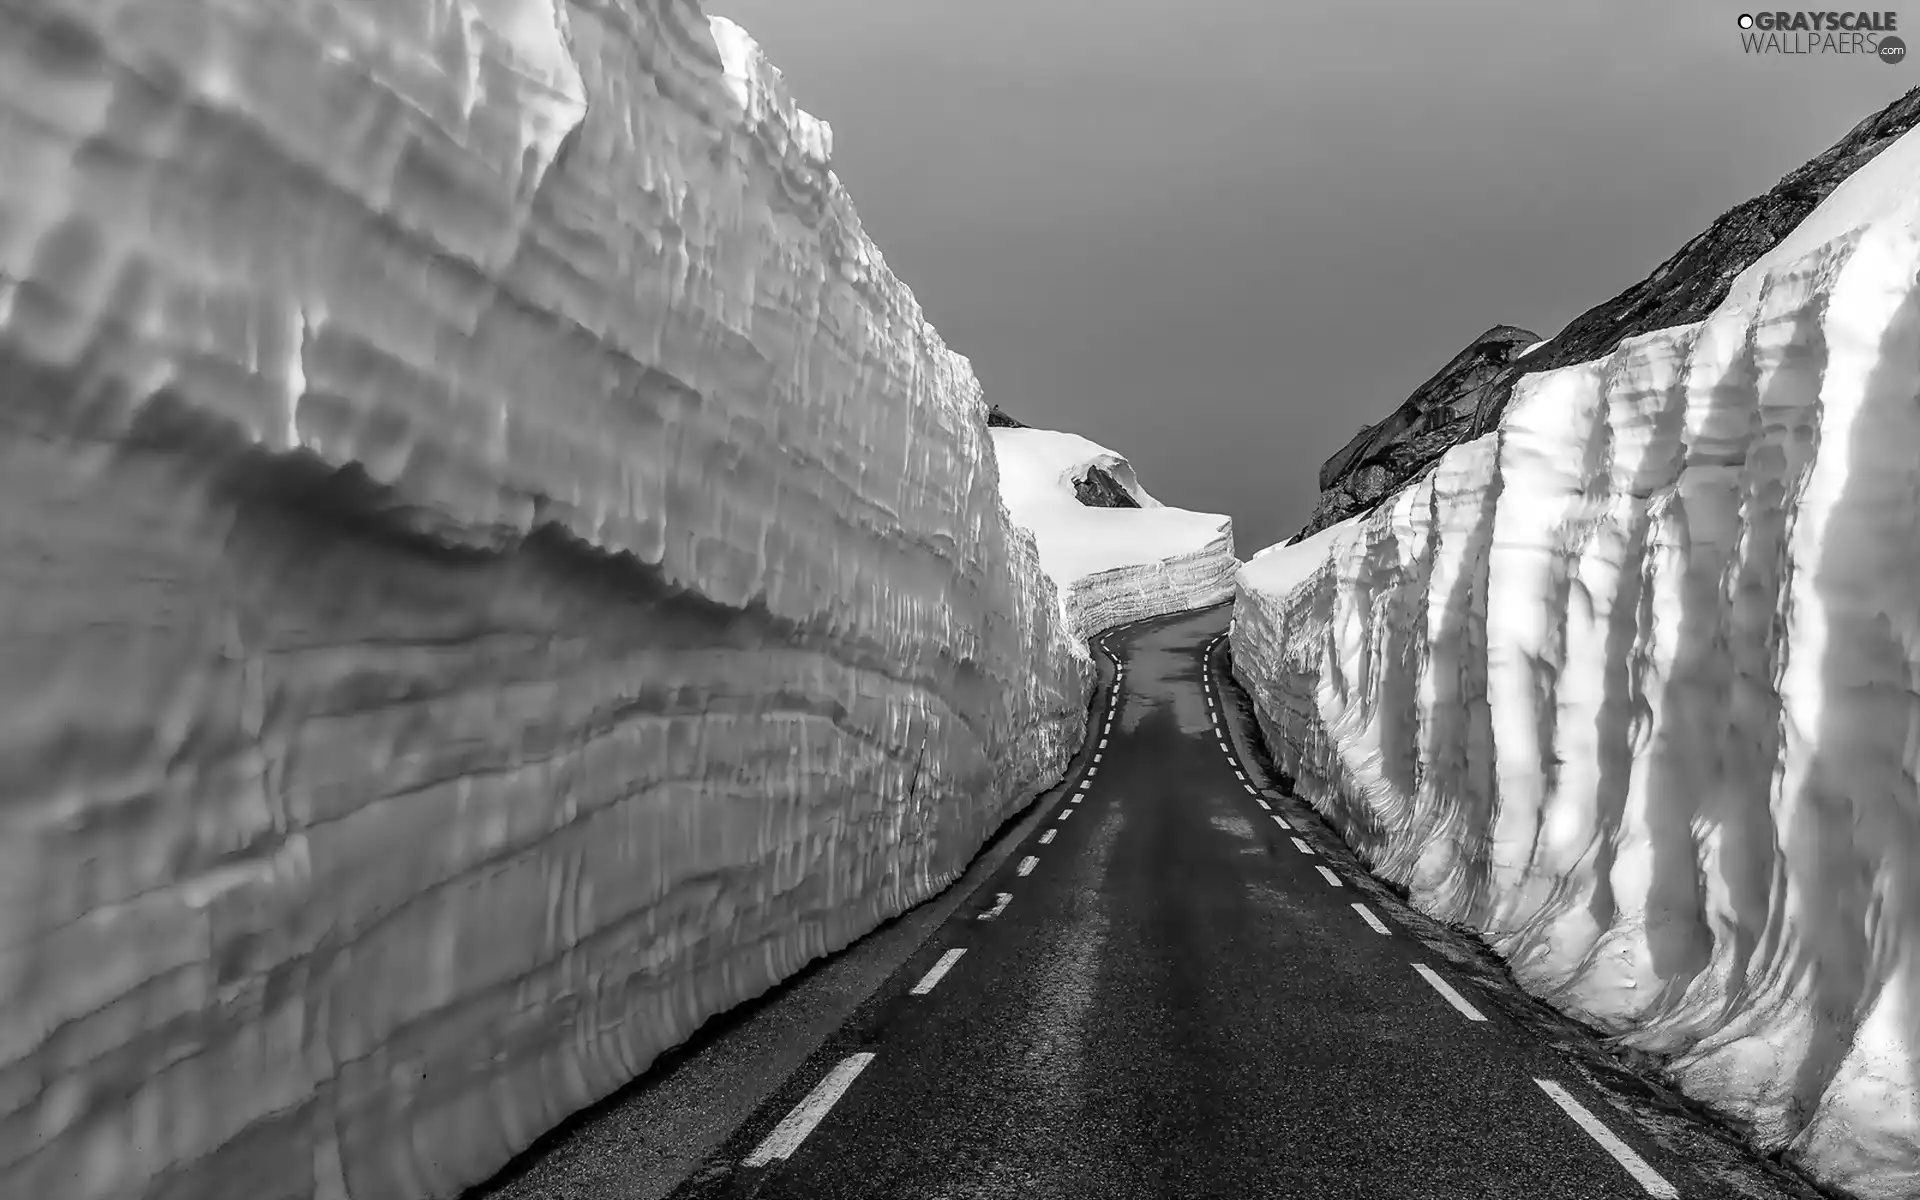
<box><xmin>1231</xmin><ymin>125</ymin><xmax>1920</xmax><ymax>1199</ymax></box>
<box><xmin>992</xmin><ymin>427</ymin><xmax>1239</xmax><ymax>640</ymax></box>
<box><xmin>0</xmin><ymin>4</ymin><xmax>1207</xmax><ymax>1197</ymax></box>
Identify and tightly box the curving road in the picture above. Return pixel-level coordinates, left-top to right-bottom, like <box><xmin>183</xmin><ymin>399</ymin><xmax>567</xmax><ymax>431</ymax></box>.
<box><xmin>649</xmin><ymin>605</ymin><xmax>1805</xmax><ymax>1200</ymax></box>
<box><xmin>472</xmin><ymin>603</ymin><xmax>1821</xmax><ymax>1200</ymax></box>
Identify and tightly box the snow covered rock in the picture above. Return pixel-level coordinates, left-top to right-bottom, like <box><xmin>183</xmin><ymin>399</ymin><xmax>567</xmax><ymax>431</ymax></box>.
<box><xmin>1299</xmin><ymin>324</ymin><xmax>1539</xmax><ymax>541</ymax></box>
<box><xmin>992</xmin><ymin>427</ymin><xmax>1238</xmax><ymax>641</ymax></box>
<box><xmin>1304</xmin><ymin>88</ymin><xmax>1920</xmax><ymax>539</ymax></box>
<box><xmin>1233</xmin><ymin>122</ymin><xmax>1920</xmax><ymax>1200</ymax></box>
<box><xmin>0</xmin><ymin>4</ymin><xmax>1100</xmax><ymax>1198</ymax></box>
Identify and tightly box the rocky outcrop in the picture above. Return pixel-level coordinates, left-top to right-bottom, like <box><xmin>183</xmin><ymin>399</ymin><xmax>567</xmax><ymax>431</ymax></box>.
<box><xmin>1296</xmin><ymin>325</ymin><xmax>1538</xmax><ymax>539</ymax></box>
<box><xmin>991</xmin><ymin>427</ymin><xmax>1237</xmax><ymax>642</ymax></box>
<box><xmin>1072</xmin><ymin>465</ymin><xmax>1142</xmax><ymax>509</ymax></box>
<box><xmin>1236</xmin><ymin>114</ymin><xmax>1920</xmax><ymax>1200</ymax></box>
<box><xmin>1299</xmin><ymin>85</ymin><xmax>1920</xmax><ymax>541</ymax></box>
<box><xmin>986</xmin><ymin>404</ymin><xmax>1028</xmax><ymax>428</ymax></box>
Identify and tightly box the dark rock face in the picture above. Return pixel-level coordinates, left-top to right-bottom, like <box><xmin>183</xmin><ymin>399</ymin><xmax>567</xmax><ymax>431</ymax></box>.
<box><xmin>1073</xmin><ymin>465</ymin><xmax>1141</xmax><ymax>509</ymax></box>
<box><xmin>986</xmin><ymin>404</ymin><xmax>1027</xmax><ymax>428</ymax></box>
<box><xmin>1298</xmin><ymin>325</ymin><xmax>1539</xmax><ymax>539</ymax></box>
<box><xmin>1295</xmin><ymin>85</ymin><xmax>1920</xmax><ymax>544</ymax></box>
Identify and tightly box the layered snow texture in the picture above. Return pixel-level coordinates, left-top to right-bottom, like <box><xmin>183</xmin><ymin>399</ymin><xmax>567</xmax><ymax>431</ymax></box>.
<box><xmin>1232</xmin><ymin>126</ymin><xmax>1920</xmax><ymax>1200</ymax></box>
<box><xmin>0</xmin><ymin>3</ymin><xmax>1107</xmax><ymax>1198</ymax></box>
<box><xmin>992</xmin><ymin>427</ymin><xmax>1238</xmax><ymax>641</ymax></box>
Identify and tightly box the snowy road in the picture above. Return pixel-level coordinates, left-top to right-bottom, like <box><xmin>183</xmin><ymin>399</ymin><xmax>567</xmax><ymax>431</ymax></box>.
<box><xmin>473</xmin><ymin>605</ymin><xmax>1823</xmax><ymax>1200</ymax></box>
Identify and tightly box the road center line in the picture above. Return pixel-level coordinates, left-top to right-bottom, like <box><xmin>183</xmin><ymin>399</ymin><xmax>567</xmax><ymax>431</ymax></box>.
<box><xmin>910</xmin><ymin>948</ymin><xmax>967</xmax><ymax>995</ymax></box>
<box><xmin>1256</xmin><ymin>798</ymin><xmax>1271</xmax><ymax>810</ymax></box>
<box><xmin>742</xmin><ymin>1053</ymin><xmax>876</xmax><ymax>1166</ymax></box>
<box><xmin>1059</xmin><ymin>808</ymin><xmax>1074</xmax><ymax>819</ymax></box>
<box><xmin>1351</xmin><ymin>903</ymin><xmax>1391</xmax><ymax>935</ymax></box>
<box><xmin>978</xmin><ymin>892</ymin><xmax>1014</xmax><ymax>920</ymax></box>
<box><xmin>1271</xmin><ymin>814</ymin><xmax>1291</xmax><ymax>830</ymax></box>
<box><xmin>1413</xmin><ymin>964</ymin><xmax>1487</xmax><ymax>1022</ymax></box>
<box><xmin>1315</xmin><ymin>865</ymin><xmax>1343</xmax><ymax>887</ymax></box>
<box><xmin>1290</xmin><ymin>837</ymin><xmax>1316</xmax><ymax>855</ymax></box>
<box><xmin>1533</xmin><ymin>1080</ymin><xmax>1681</xmax><ymax>1198</ymax></box>
<box><xmin>1017</xmin><ymin>855</ymin><xmax>1038</xmax><ymax>876</ymax></box>
<box><xmin>1093</xmin><ymin>753</ymin><xmax>1103</xmax><ymax>763</ymax></box>
<box><xmin>1040</xmin><ymin>829</ymin><xmax>1056</xmax><ymax>844</ymax></box>
<box><xmin>1099</xmin><ymin>738</ymin><xmax>1108</xmax><ymax>747</ymax></box>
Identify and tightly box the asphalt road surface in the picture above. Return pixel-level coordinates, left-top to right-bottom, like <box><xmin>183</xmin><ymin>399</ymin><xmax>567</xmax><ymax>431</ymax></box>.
<box><xmin>472</xmin><ymin>603</ymin><xmax>1823</xmax><ymax>1200</ymax></box>
<box><xmin>649</xmin><ymin>606</ymin><xmax>1802</xmax><ymax>1200</ymax></box>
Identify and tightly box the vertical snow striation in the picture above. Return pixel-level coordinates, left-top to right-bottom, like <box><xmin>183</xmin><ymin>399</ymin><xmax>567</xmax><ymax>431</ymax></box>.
<box><xmin>0</xmin><ymin>3</ymin><xmax>1093</xmax><ymax>1200</ymax></box>
<box><xmin>1232</xmin><ymin>127</ymin><xmax>1920</xmax><ymax>1200</ymax></box>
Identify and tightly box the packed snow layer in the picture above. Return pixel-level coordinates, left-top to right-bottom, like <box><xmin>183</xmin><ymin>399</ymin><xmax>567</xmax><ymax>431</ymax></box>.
<box><xmin>0</xmin><ymin>4</ymin><xmax>1097</xmax><ymax>1198</ymax></box>
<box><xmin>1232</xmin><ymin>128</ymin><xmax>1920</xmax><ymax>1200</ymax></box>
<box><xmin>992</xmin><ymin>427</ymin><xmax>1238</xmax><ymax>639</ymax></box>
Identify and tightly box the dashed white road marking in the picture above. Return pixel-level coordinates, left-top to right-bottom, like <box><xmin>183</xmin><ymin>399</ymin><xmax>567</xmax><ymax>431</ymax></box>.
<box><xmin>1290</xmin><ymin>837</ymin><xmax>1316</xmax><ymax>856</ymax></box>
<box><xmin>910</xmin><ymin>948</ymin><xmax>967</xmax><ymax>995</ymax></box>
<box><xmin>1093</xmin><ymin>753</ymin><xmax>1103</xmax><ymax>763</ymax></box>
<box><xmin>743</xmin><ymin>1053</ymin><xmax>876</xmax><ymax>1166</ymax></box>
<box><xmin>1234</xmin><ymin>770</ymin><xmax>1245</xmax><ymax>780</ymax></box>
<box><xmin>1315</xmin><ymin>866</ymin><xmax>1343</xmax><ymax>888</ymax></box>
<box><xmin>1351</xmin><ymin>903</ymin><xmax>1391</xmax><ymax>935</ymax></box>
<box><xmin>1534</xmin><ymin>1080</ymin><xmax>1680</xmax><ymax>1198</ymax></box>
<box><xmin>1099</xmin><ymin>738</ymin><xmax>1108</xmax><ymax>748</ymax></box>
<box><xmin>1017</xmin><ymin>855</ymin><xmax>1038</xmax><ymax>877</ymax></box>
<box><xmin>1271</xmin><ymin>814</ymin><xmax>1291</xmax><ymax>830</ymax></box>
<box><xmin>1413</xmin><ymin>964</ymin><xmax>1487</xmax><ymax>1022</ymax></box>
<box><xmin>1040</xmin><ymin>829</ymin><xmax>1057</xmax><ymax>844</ymax></box>
<box><xmin>979</xmin><ymin>892</ymin><xmax>1014</xmax><ymax>920</ymax></box>
<box><xmin>1256</xmin><ymin>798</ymin><xmax>1271</xmax><ymax>811</ymax></box>
<box><xmin>1070</xmin><ymin>795</ymin><xmax>1082</xmax><ymax>805</ymax></box>
<box><xmin>1059</xmin><ymin>808</ymin><xmax>1074</xmax><ymax>819</ymax></box>
<box><xmin>1078</xmin><ymin>781</ymin><xmax>1091</xmax><ymax>791</ymax></box>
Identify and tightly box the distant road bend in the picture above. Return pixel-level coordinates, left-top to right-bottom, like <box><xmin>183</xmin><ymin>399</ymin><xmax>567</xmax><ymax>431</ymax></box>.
<box><xmin>478</xmin><ymin>606</ymin><xmax>1821</xmax><ymax>1200</ymax></box>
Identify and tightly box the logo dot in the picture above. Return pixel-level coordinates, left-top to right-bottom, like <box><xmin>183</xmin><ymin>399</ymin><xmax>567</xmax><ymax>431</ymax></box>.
<box><xmin>1738</xmin><ymin>12</ymin><xmax>1754</xmax><ymax>28</ymax></box>
<box><xmin>1881</xmin><ymin>34</ymin><xmax>1908</xmax><ymax>62</ymax></box>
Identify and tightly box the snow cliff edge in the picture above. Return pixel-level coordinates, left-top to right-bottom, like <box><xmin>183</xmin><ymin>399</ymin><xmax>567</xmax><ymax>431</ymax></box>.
<box><xmin>0</xmin><ymin>4</ymin><xmax>1207</xmax><ymax>1197</ymax></box>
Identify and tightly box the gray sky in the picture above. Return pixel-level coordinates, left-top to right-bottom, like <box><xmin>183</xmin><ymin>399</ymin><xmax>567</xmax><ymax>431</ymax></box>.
<box><xmin>712</xmin><ymin>0</ymin><xmax>1912</xmax><ymax>553</ymax></box>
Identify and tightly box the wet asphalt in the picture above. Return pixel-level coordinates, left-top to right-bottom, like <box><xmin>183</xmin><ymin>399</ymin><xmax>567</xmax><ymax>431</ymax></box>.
<box><xmin>646</xmin><ymin>604</ymin><xmax>1814</xmax><ymax>1200</ymax></box>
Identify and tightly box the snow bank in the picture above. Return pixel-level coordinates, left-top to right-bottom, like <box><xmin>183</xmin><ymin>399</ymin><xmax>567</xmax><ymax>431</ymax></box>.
<box><xmin>992</xmin><ymin>427</ymin><xmax>1238</xmax><ymax>639</ymax></box>
<box><xmin>0</xmin><ymin>3</ymin><xmax>1094</xmax><ymax>1198</ymax></box>
<box><xmin>1232</xmin><ymin>126</ymin><xmax>1920</xmax><ymax>1199</ymax></box>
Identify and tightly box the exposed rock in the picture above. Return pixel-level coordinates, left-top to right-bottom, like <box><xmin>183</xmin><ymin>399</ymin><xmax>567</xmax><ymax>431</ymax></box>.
<box><xmin>1297</xmin><ymin>325</ymin><xmax>1538</xmax><ymax>539</ymax></box>
<box><xmin>1233</xmin><ymin>132</ymin><xmax>1920</xmax><ymax>1191</ymax></box>
<box><xmin>1297</xmin><ymin>85</ymin><xmax>1920</xmax><ymax>542</ymax></box>
<box><xmin>1072</xmin><ymin>465</ymin><xmax>1142</xmax><ymax>509</ymax></box>
<box><xmin>986</xmin><ymin>404</ymin><xmax>1028</xmax><ymax>428</ymax></box>
<box><xmin>990</xmin><ymin>426</ymin><xmax>1235</xmax><ymax>641</ymax></box>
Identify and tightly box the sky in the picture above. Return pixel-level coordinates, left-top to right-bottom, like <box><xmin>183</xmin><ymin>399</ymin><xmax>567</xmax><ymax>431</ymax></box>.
<box><xmin>712</xmin><ymin>0</ymin><xmax>1913</xmax><ymax>553</ymax></box>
